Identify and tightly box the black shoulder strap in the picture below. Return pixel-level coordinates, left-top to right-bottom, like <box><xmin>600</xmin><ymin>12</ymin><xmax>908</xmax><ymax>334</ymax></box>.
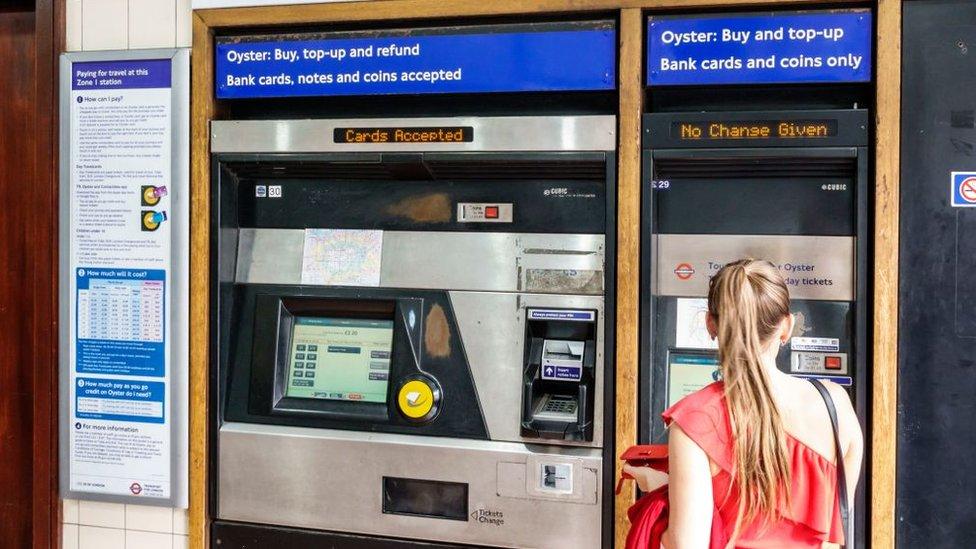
<box><xmin>809</xmin><ymin>378</ymin><xmax>850</xmax><ymax>548</ymax></box>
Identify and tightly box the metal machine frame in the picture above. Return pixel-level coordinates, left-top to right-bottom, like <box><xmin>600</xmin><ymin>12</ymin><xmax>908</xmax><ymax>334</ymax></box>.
<box><xmin>209</xmin><ymin>115</ymin><xmax>619</xmax><ymax>548</ymax></box>
<box><xmin>639</xmin><ymin>109</ymin><xmax>869</xmax><ymax>547</ymax></box>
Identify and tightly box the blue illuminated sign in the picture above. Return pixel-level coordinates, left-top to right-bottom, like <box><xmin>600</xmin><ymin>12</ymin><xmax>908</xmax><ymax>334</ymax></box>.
<box><xmin>215</xmin><ymin>24</ymin><xmax>616</xmax><ymax>99</ymax></box>
<box><xmin>647</xmin><ymin>11</ymin><xmax>872</xmax><ymax>86</ymax></box>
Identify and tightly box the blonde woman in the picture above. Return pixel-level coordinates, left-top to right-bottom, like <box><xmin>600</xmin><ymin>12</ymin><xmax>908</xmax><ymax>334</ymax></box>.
<box><xmin>626</xmin><ymin>259</ymin><xmax>862</xmax><ymax>548</ymax></box>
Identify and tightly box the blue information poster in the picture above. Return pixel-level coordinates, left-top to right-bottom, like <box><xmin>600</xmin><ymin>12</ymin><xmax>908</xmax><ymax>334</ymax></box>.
<box><xmin>215</xmin><ymin>22</ymin><xmax>616</xmax><ymax>99</ymax></box>
<box><xmin>75</xmin><ymin>268</ymin><xmax>166</xmax><ymax>377</ymax></box>
<box><xmin>647</xmin><ymin>10</ymin><xmax>872</xmax><ymax>86</ymax></box>
<box><xmin>64</xmin><ymin>51</ymin><xmax>189</xmax><ymax>505</ymax></box>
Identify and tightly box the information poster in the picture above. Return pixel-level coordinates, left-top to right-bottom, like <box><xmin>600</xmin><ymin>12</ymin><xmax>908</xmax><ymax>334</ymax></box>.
<box><xmin>61</xmin><ymin>50</ymin><xmax>189</xmax><ymax>506</ymax></box>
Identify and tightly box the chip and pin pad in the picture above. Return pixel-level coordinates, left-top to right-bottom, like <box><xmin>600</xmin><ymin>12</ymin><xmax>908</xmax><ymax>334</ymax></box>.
<box><xmin>210</xmin><ymin>116</ymin><xmax>616</xmax><ymax>547</ymax></box>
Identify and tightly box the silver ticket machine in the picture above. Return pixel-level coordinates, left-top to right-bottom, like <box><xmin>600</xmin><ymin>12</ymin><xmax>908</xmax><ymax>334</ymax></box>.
<box><xmin>210</xmin><ymin>116</ymin><xmax>616</xmax><ymax>547</ymax></box>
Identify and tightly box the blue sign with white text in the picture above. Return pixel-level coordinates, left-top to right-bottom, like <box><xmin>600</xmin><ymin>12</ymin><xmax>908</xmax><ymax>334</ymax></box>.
<box><xmin>72</xmin><ymin>59</ymin><xmax>172</xmax><ymax>90</ymax></box>
<box><xmin>215</xmin><ymin>24</ymin><xmax>616</xmax><ymax>99</ymax></box>
<box><xmin>647</xmin><ymin>11</ymin><xmax>872</xmax><ymax>86</ymax></box>
<box><xmin>75</xmin><ymin>268</ymin><xmax>166</xmax><ymax>378</ymax></box>
<box><xmin>75</xmin><ymin>378</ymin><xmax>165</xmax><ymax>424</ymax></box>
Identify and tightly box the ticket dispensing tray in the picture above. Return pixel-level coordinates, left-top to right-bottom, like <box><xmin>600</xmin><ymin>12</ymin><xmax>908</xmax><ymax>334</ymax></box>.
<box><xmin>211</xmin><ymin>116</ymin><xmax>616</xmax><ymax>548</ymax></box>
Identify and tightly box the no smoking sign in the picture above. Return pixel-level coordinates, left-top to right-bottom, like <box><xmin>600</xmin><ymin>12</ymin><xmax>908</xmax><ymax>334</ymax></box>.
<box><xmin>951</xmin><ymin>172</ymin><xmax>976</xmax><ymax>207</ymax></box>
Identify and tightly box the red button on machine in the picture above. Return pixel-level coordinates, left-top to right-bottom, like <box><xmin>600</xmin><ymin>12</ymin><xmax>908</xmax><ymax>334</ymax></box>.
<box><xmin>484</xmin><ymin>205</ymin><xmax>499</xmax><ymax>219</ymax></box>
<box><xmin>824</xmin><ymin>356</ymin><xmax>842</xmax><ymax>370</ymax></box>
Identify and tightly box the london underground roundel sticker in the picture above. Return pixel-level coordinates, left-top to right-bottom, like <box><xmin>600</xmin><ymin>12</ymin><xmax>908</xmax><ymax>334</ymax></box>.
<box><xmin>951</xmin><ymin>172</ymin><xmax>976</xmax><ymax>207</ymax></box>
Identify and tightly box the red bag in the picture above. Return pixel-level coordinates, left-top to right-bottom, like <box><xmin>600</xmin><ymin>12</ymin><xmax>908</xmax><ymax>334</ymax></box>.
<box><xmin>619</xmin><ymin>445</ymin><xmax>728</xmax><ymax>549</ymax></box>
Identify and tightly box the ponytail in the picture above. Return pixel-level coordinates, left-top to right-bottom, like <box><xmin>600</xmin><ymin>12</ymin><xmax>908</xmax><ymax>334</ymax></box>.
<box><xmin>707</xmin><ymin>259</ymin><xmax>792</xmax><ymax>541</ymax></box>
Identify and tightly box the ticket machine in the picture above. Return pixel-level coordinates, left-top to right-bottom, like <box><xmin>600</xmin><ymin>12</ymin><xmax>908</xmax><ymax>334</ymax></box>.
<box><xmin>639</xmin><ymin>109</ymin><xmax>869</xmax><ymax>544</ymax></box>
<box><xmin>210</xmin><ymin>115</ymin><xmax>616</xmax><ymax>548</ymax></box>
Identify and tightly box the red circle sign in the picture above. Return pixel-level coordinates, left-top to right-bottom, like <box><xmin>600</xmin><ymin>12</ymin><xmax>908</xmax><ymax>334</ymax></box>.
<box><xmin>960</xmin><ymin>177</ymin><xmax>976</xmax><ymax>203</ymax></box>
<box><xmin>129</xmin><ymin>482</ymin><xmax>142</xmax><ymax>495</ymax></box>
<box><xmin>674</xmin><ymin>263</ymin><xmax>695</xmax><ymax>280</ymax></box>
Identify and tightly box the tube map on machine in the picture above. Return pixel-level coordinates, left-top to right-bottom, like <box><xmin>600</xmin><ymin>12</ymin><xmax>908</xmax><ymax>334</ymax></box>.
<box><xmin>215</xmin><ymin>27</ymin><xmax>616</xmax><ymax>98</ymax></box>
<box><xmin>647</xmin><ymin>10</ymin><xmax>872</xmax><ymax>85</ymax></box>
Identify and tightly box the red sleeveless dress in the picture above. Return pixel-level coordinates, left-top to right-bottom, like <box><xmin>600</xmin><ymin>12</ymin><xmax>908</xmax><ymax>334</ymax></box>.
<box><xmin>662</xmin><ymin>382</ymin><xmax>845</xmax><ymax>548</ymax></box>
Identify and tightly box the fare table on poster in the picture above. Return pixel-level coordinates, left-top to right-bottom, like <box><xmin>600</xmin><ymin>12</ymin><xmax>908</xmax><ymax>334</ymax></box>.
<box><xmin>61</xmin><ymin>50</ymin><xmax>189</xmax><ymax>507</ymax></box>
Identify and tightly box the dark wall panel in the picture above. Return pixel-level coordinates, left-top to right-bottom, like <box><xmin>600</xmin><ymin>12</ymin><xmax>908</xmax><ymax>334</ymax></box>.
<box><xmin>900</xmin><ymin>2</ymin><xmax>976</xmax><ymax>546</ymax></box>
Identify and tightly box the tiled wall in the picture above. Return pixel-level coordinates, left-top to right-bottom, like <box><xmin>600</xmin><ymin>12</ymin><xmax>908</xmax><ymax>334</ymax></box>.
<box><xmin>63</xmin><ymin>3</ymin><xmax>192</xmax><ymax>548</ymax></box>
<box><xmin>66</xmin><ymin>0</ymin><xmax>192</xmax><ymax>51</ymax></box>
<box><xmin>63</xmin><ymin>499</ymin><xmax>190</xmax><ymax>549</ymax></box>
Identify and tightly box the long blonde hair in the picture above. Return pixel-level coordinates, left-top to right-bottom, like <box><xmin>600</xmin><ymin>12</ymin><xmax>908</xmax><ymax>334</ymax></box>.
<box><xmin>707</xmin><ymin>259</ymin><xmax>792</xmax><ymax>538</ymax></box>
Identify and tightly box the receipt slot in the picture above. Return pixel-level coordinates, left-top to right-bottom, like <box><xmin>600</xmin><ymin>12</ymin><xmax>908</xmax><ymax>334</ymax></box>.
<box><xmin>210</xmin><ymin>116</ymin><xmax>616</xmax><ymax>548</ymax></box>
<box><xmin>639</xmin><ymin>108</ymin><xmax>869</xmax><ymax>546</ymax></box>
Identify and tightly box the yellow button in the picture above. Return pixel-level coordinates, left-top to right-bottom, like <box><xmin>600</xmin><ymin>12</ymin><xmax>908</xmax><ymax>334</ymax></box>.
<box><xmin>398</xmin><ymin>379</ymin><xmax>435</xmax><ymax>420</ymax></box>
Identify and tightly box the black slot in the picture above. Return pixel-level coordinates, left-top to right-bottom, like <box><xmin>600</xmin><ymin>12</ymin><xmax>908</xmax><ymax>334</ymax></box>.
<box><xmin>382</xmin><ymin>477</ymin><xmax>469</xmax><ymax>522</ymax></box>
<box><xmin>654</xmin><ymin>156</ymin><xmax>857</xmax><ymax>179</ymax></box>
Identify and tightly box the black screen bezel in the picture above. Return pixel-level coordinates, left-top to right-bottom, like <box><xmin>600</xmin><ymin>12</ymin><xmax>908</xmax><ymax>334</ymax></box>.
<box><xmin>256</xmin><ymin>296</ymin><xmax>402</xmax><ymax>422</ymax></box>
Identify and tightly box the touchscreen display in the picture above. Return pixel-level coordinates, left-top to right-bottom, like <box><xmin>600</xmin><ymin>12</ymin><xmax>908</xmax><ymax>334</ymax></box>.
<box><xmin>667</xmin><ymin>351</ymin><xmax>720</xmax><ymax>408</ymax></box>
<box><xmin>285</xmin><ymin>317</ymin><xmax>393</xmax><ymax>403</ymax></box>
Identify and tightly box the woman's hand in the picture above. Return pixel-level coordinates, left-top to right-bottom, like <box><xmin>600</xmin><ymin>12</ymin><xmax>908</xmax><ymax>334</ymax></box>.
<box><xmin>622</xmin><ymin>464</ymin><xmax>669</xmax><ymax>492</ymax></box>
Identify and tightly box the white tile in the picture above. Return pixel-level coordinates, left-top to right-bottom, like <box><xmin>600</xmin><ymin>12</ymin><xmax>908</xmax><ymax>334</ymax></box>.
<box><xmin>66</xmin><ymin>0</ymin><xmax>83</xmax><ymax>51</ymax></box>
<box><xmin>79</xmin><ymin>526</ymin><xmax>125</xmax><ymax>549</ymax></box>
<box><xmin>125</xmin><ymin>504</ymin><xmax>172</xmax><ymax>533</ymax></box>
<box><xmin>125</xmin><ymin>530</ymin><xmax>172</xmax><ymax>549</ymax></box>
<box><xmin>128</xmin><ymin>0</ymin><xmax>176</xmax><ymax>49</ymax></box>
<box><xmin>175</xmin><ymin>0</ymin><xmax>191</xmax><ymax>48</ymax></box>
<box><xmin>78</xmin><ymin>501</ymin><xmax>125</xmax><ymax>529</ymax></box>
<box><xmin>172</xmin><ymin>535</ymin><xmax>188</xmax><ymax>549</ymax></box>
<box><xmin>172</xmin><ymin>508</ymin><xmax>188</xmax><ymax>535</ymax></box>
<box><xmin>82</xmin><ymin>0</ymin><xmax>128</xmax><ymax>51</ymax></box>
<box><xmin>62</xmin><ymin>524</ymin><xmax>79</xmax><ymax>549</ymax></box>
<box><xmin>63</xmin><ymin>498</ymin><xmax>80</xmax><ymax>524</ymax></box>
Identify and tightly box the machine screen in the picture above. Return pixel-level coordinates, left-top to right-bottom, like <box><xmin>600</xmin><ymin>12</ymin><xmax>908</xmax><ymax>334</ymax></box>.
<box><xmin>667</xmin><ymin>351</ymin><xmax>720</xmax><ymax>407</ymax></box>
<box><xmin>285</xmin><ymin>317</ymin><xmax>393</xmax><ymax>403</ymax></box>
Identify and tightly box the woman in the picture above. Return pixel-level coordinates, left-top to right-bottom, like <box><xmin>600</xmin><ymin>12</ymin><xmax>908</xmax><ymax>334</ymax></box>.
<box><xmin>625</xmin><ymin>259</ymin><xmax>862</xmax><ymax>548</ymax></box>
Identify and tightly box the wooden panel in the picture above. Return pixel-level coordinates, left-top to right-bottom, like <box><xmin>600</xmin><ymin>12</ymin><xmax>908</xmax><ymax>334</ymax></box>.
<box><xmin>197</xmin><ymin>0</ymin><xmax>832</xmax><ymax>28</ymax></box>
<box><xmin>0</xmin><ymin>7</ymin><xmax>38</xmax><ymax>548</ymax></box>
<box><xmin>614</xmin><ymin>8</ymin><xmax>642</xmax><ymax>549</ymax></box>
<box><xmin>189</xmin><ymin>12</ymin><xmax>215</xmax><ymax>549</ymax></box>
<box><xmin>30</xmin><ymin>0</ymin><xmax>62</xmax><ymax>546</ymax></box>
<box><xmin>872</xmin><ymin>1</ymin><xmax>900</xmax><ymax>548</ymax></box>
<box><xmin>0</xmin><ymin>2</ymin><xmax>60</xmax><ymax>546</ymax></box>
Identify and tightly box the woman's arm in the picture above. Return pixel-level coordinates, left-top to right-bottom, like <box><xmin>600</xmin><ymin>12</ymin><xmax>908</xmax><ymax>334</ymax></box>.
<box><xmin>827</xmin><ymin>382</ymin><xmax>863</xmax><ymax>509</ymax></box>
<box><xmin>667</xmin><ymin>424</ymin><xmax>714</xmax><ymax>549</ymax></box>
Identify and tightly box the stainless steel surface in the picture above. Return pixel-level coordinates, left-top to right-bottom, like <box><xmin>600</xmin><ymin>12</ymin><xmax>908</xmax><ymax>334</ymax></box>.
<box><xmin>211</xmin><ymin>115</ymin><xmax>616</xmax><ymax>153</ymax></box>
<box><xmin>450</xmin><ymin>291</ymin><xmax>604</xmax><ymax>447</ymax></box>
<box><xmin>235</xmin><ymin>229</ymin><xmax>605</xmax><ymax>295</ymax></box>
<box><xmin>654</xmin><ymin>234</ymin><xmax>856</xmax><ymax>301</ymax></box>
<box><xmin>235</xmin><ymin>228</ymin><xmax>305</xmax><ymax>283</ymax></box>
<box><xmin>218</xmin><ymin>422</ymin><xmax>602</xmax><ymax>548</ymax></box>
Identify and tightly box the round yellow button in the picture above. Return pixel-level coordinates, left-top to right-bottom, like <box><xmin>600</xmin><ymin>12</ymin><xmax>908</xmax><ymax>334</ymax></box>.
<box><xmin>398</xmin><ymin>379</ymin><xmax>435</xmax><ymax>420</ymax></box>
